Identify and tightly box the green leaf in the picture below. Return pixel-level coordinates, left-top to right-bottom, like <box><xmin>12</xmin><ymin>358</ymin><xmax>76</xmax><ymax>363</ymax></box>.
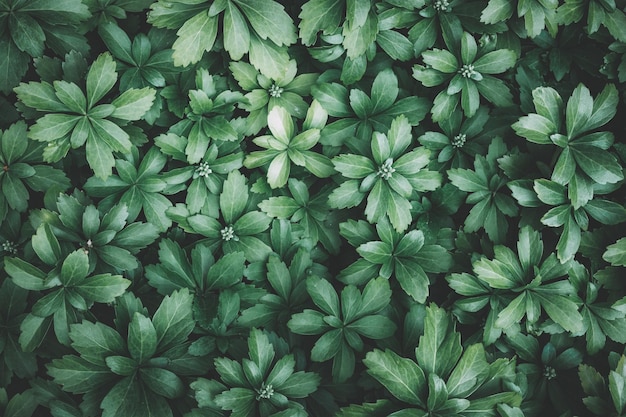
<box><xmin>585</xmin><ymin>199</ymin><xmax>626</xmax><ymax>225</ymax></box>
<box><xmin>311</xmin><ymin>329</ymin><xmax>342</xmax><ymax>362</ymax></box>
<box><xmin>288</xmin><ymin>310</ymin><xmax>328</xmax><ymax>335</ymax></box>
<box><xmin>395</xmin><ymin>259</ymin><xmax>430</xmax><ymax>303</ymax></box>
<box><xmin>363</xmin><ymin>349</ymin><xmax>425</xmax><ymax>406</ymax></box>
<box><xmin>233</xmin><ymin>0</ymin><xmax>296</xmax><ymax>46</ymax></box>
<box><xmin>277</xmin><ymin>370</ymin><xmax>320</xmax><ymax>398</ymax></box>
<box><xmin>298</xmin><ymin>0</ymin><xmax>343</xmax><ymax>45</ymax></box>
<box><xmin>31</xmin><ymin>223</ymin><xmax>62</xmax><ymax>266</ymax></box>
<box><xmin>534</xmin><ymin>291</ymin><xmax>583</xmax><ymax>333</ymax></box>
<box><xmin>248</xmin><ymin>32</ymin><xmax>291</xmax><ymax>80</ymax></box>
<box><xmin>140</xmin><ymin>367</ymin><xmax>185</xmax><ymax>399</ymax></box>
<box><xmin>446</xmin><ymin>343</ymin><xmax>489</xmax><ymax>397</ymax></box>
<box><xmin>533</xmin><ymin>179</ymin><xmax>566</xmax><ymax>205</ymax></box>
<box><xmin>69</xmin><ymin>321</ymin><xmax>125</xmax><ymax>362</ymax></box>
<box><xmin>570</xmin><ymin>145</ymin><xmax>623</xmax><ymax>184</ymax></box>
<box><xmin>0</xmin><ymin>39</ymin><xmax>29</xmax><ymax>94</ymax></box>
<box><xmin>205</xmin><ymin>252</ymin><xmax>245</xmax><ymax>290</ymax></box>
<box><xmin>86</xmin><ymin>53</ymin><xmax>117</xmax><ymax>109</ymax></box>
<box><xmin>481</xmin><ymin>0</ymin><xmax>514</xmax><ymax>24</ymax></box>
<box><xmin>127</xmin><ymin>313</ymin><xmax>157</xmax><ymax>363</ymax></box>
<box><xmin>76</xmin><ymin>274</ymin><xmax>131</xmax><ymax>303</ymax></box>
<box><xmin>172</xmin><ymin>11</ymin><xmax>218</xmax><ymax>67</ymax></box>
<box><xmin>422</xmin><ymin>49</ymin><xmax>458</xmax><ymax>73</ymax></box>
<box><xmin>223</xmin><ymin>2</ymin><xmax>250</xmax><ymax>60</ymax></box>
<box><xmin>566</xmin><ymin>84</ymin><xmax>593</xmax><ymax>138</ymax></box>
<box><xmin>349</xmin><ymin>315</ymin><xmax>396</xmax><ymax>339</ymax></box>
<box><xmin>47</xmin><ymin>355</ymin><xmax>113</xmax><ymax>394</ymax></box>
<box><xmin>85</xmin><ymin>132</ymin><xmax>115</xmax><ymax>179</ymax></box>
<box><xmin>306</xmin><ymin>276</ymin><xmax>340</xmax><ymax>317</ymax></box>
<box><xmin>416</xmin><ymin>305</ymin><xmax>462</xmax><ymax>378</ymax></box>
<box><xmin>220</xmin><ymin>170</ymin><xmax>248</xmax><ymax>224</ymax></box>
<box><xmin>111</xmin><ymin>87</ymin><xmax>156</xmax><ymax>120</ymax></box>
<box><xmin>248</xmin><ymin>328</ymin><xmax>275</xmax><ymax>375</ymax></box>
<box><xmin>473</xmin><ymin>50</ymin><xmax>517</xmax><ymax>74</ymax></box>
<box><xmin>512</xmin><ymin>114</ymin><xmax>555</xmax><ymax>144</ymax></box>
<box><xmin>4</xmin><ymin>258</ymin><xmax>47</xmax><ymax>291</ymax></box>
<box><xmin>152</xmin><ymin>288</ymin><xmax>195</xmax><ymax>351</ymax></box>
<box><xmin>604</xmin><ymin>238</ymin><xmax>626</xmax><ymax>267</ymax></box>
<box><xmin>60</xmin><ymin>250</ymin><xmax>90</xmax><ymax>287</ymax></box>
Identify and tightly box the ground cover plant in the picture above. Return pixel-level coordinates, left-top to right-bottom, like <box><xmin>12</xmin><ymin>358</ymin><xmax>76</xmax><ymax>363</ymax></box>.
<box><xmin>2</xmin><ymin>0</ymin><xmax>626</xmax><ymax>416</ymax></box>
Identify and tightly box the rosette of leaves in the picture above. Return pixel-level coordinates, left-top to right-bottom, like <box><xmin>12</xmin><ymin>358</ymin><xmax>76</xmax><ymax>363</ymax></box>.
<box><xmin>312</xmin><ymin>68</ymin><xmax>430</xmax><ymax>145</ymax></box>
<box><xmin>14</xmin><ymin>52</ymin><xmax>156</xmax><ymax>179</ymax></box>
<box><xmin>389</xmin><ymin>0</ymin><xmax>508</xmax><ymax>56</ymax></box>
<box><xmin>418</xmin><ymin>106</ymin><xmax>489</xmax><ymax>169</ymax></box>
<box><xmin>508</xmin><ymin>178</ymin><xmax>626</xmax><ymax>263</ymax></box>
<box><xmin>98</xmin><ymin>22</ymin><xmax>178</xmax><ymax>122</ymax></box>
<box><xmin>28</xmin><ymin>191</ymin><xmax>159</xmax><ymax>273</ymax></box>
<box><xmin>147</xmin><ymin>0</ymin><xmax>296</xmax><ymax>79</ymax></box>
<box><xmin>579</xmin><ymin>352</ymin><xmax>626</xmax><ymax>417</ymax></box>
<box><xmin>299</xmin><ymin>1</ymin><xmax>377</xmax><ymax>84</ymax></box>
<box><xmin>337</xmin><ymin>217</ymin><xmax>452</xmax><ymax>303</ymax></box>
<box><xmin>481</xmin><ymin>0</ymin><xmax>559</xmax><ymax>38</ymax></box>
<box><xmin>156</xmin><ymin>133</ymin><xmax>244</xmax><ymax>215</ymax></box>
<box><xmin>413</xmin><ymin>32</ymin><xmax>517</xmax><ymax>121</ymax></box>
<box><xmin>47</xmin><ymin>289</ymin><xmax>208</xmax><ymax>417</ymax></box>
<box><xmin>288</xmin><ymin>276</ymin><xmax>396</xmax><ymax>382</ymax></box>
<box><xmin>230</xmin><ymin>60</ymin><xmax>319</xmax><ymax>135</ymax></box>
<box><xmin>512</xmin><ymin>84</ymin><xmax>623</xmax><ymax>206</ymax></box>
<box><xmin>145</xmin><ymin>239</ymin><xmax>263</xmax><ymax>355</ymax></box>
<box><xmin>557</xmin><ymin>0</ymin><xmax>626</xmax><ymax>43</ymax></box>
<box><xmin>166</xmin><ymin>68</ymin><xmax>244</xmax><ymax>164</ymax></box>
<box><xmin>4</xmin><ymin>248</ymin><xmax>131</xmax><ymax>349</ymax></box>
<box><xmin>192</xmin><ymin>328</ymin><xmax>320</xmax><ymax>417</ymax></box>
<box><xmin>244</xmin><ymin>104</ymin><xmax>334</xmax><ymax>189</ymax></box>
<box><xmin>507</xmin><ymin>333</ymin><xmax>583</xmax><ymax>414</ymax></box>
<box><xmin>362</xmin><ymin>304</ymin><xmax>522</xmax><ymax>416</ymax></box>
<box><xmin>470</xmin><ymin>225</ymin><xmax>584</xmax><ymax>335</ymax></box>
<box><xmin>0</xmin><ymin>278</ymin><xmax>37</xmax><ymax>386</ymax></box>
<box><xmin>0</xmin><ymin>0</ymin><xmax>90</xmax><ymax>94</ymax></box>
<box><xmin>447</xmin><ymin>137</ymin><xmax>518</xmax><ymax>244</ymax></box>
<box><xmin>83</xmin><ymin>146</ymin><xmax>176</xmax><ymax>232</ymax></box>
<box><xmin>329</xmin><ymin>115</ymin><xmax>441</xmax><ymax>233</ymax></box>
<box><xmin>238</xmin><ymin>250</ymin><xmax>313</xmax><ymax>335</ymax></box>
<box><xmin>0</xmin><ymin>121</ymin><xmax>70</xmax><ymax>223</ymax></box>
<box><xmin>176</xmin><ymin>170</ymin><xmax>273</xmax><ymax>263</ymax></box>
<box><xmin>258</xmin><ymin>178</ymin><xmax>341</xmax><ymax>254</ymax></box>
<box><xmin>568</xmin><ymin>261</ymin><xmax>626</xmax><ymax>355</ymax></box>
<box><xmin>83</xmin><ymin>0</ymin><xmax>154</xmax><ymax>28</ymax></box>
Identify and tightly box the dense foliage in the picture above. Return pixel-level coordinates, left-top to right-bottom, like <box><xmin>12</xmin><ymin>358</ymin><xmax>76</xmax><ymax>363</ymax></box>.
<box><xmin>1</xmin><ymin>0</ymin><xmax>626</xmax><ymax>416</ymax></box>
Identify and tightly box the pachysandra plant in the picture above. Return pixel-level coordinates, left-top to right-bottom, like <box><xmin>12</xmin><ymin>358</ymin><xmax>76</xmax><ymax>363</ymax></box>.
<box><xmin>27</xmin><ymin>191</ymin><xmax>160</xmax><ymax>273</ymax></box>
<box><xmin>329</xmin><ymin>115</ymin><xmax>441</xmax><ymax>233</ymax></box>
<box><xmin>288</xmin><ymin>276</ymin><xmax>396</xmax><ymax>382</ymax></box>
<box><xmin>258</xmin><ymin>178</ymin><xmax>342</xmax><ymax>254</ymax></box>
<box><xmin>0</xmin><ymin>0</ymin><xmax>90</xmax><ymax>94</ymax></box>
<box><xmin>5</xmin><ymin>247</ymin><xmax>131</xmax><ymax>349</ymax></box>
<box><xmin>312</xmin><ymin>68</ymin><xmax>430</xmax><ymax>145</ymax></box>
<box><xmin>14</xmin><ymin>52</ymin><xmax>156</xmax><ymax>179</ymax></box>
<box><xmin>192</xmin><ymin>328</ymin><xmax>320</xmax><ymax>417</ymax></box>
<box><xmin>448</xmin><ymin>137</ymin><xmax>518</xmax><ymax>244</ymax></box>
<box><xmin>244</xmin><ymin>104</ymin><xmax>334</xmax><ymax>189</ymax></box>
<box><xmin>230</xmin><ymin>59</ymin><xmax>319</xmax><ymax>135</ymax></box>
<box><xmin>147</xmin><ymin>0</ymin><xmax>297</xmax><ymax>79</ymax></box>
<box><xmin>3</xmin><ymin>1</ymin><xmax>626</xmax><ymax>416</ymax></box>
<box><xmin>362</xmin><ymin>304</ymin><xmax>522</xmax><ymax>416</ymax></box>
<box><xmin>0</xmin><ymin>121</ymin><xmax>70</xmax><ymax>223</ymax></box>
<box><xmin>337</xmin><ymin>217</ymin><xmax>452</xmax><ymax>303</ymax></box>
<box><xmin>471</xmin><ymin>225</ymin><xmax>584</xmax><ymax>336</ymax></box>
<box><xmin>512</xmin><ymin>83</ymin><xmax>624</xmax><ymax>207</ymax></box>
<box><xmin>181</xmin><ymin>170</ymin><xmax>273</xmax><ymax>263</ymax></box>
<box><xmin>47</xmin><ymin>289</ymin><xmax>207</xmax><ymax>417</ymax></box>
<box><xmin>413</xmin><ymin>32</ymin><xmax>517</xmax><ymax>121</ymax></box>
